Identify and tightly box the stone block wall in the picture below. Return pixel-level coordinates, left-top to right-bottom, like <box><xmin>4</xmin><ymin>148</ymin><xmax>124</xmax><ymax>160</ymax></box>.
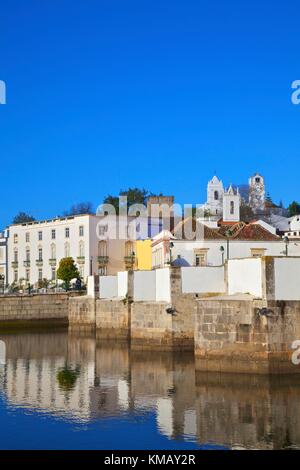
<box><xmin>96</xmin><ymin>299</ymin><xmax>130</xmax><ymax>340</ymax></box>
<box><xmin>194</xmin><ymin>297</ymin><xmax>300</xmax><ymax>374</ymax></box>
<box><xmin>0</xmin><ymin>293</ymin><xmax>72</xmax><ymax>324</ymax></box>
<box><xmin>68</xmin><ymin>296</ymin><xmax>96</xmax><ymax>329</ymax></box>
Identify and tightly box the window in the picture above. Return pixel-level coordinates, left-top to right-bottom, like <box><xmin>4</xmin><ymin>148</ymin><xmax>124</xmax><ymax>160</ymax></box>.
<box><xmin>14</xmin><ymin>249</ymin><xmax>18</xmax><ymax>262</ymax></box>
<box><xmin>38</xmin><ymin>231</ymin><xmax>42</xmax><ymax>241</ymax></box>
<box><xmin>79</xmin><ymin>266</ymin><xmax>84</xmax><ymax>278</ymax></box>
<box><xmin>230</xmin><ymin>201</ymin><xmax>234</xmax><ymax>215</ymax></box>
<box><xmin>26</xmin><ymin>248</ymin><xmax>30</xmax><ymax>261</ymax></box>
<box><xmin>64</xmin><ymin>242</ymin><xmax>70</xmax><ymax>258</ymax></box>
<box><xmin>255</xmin><ymin>177</ymin><xmax>260</xmax><ymax>183</ymax></box>
<box><xmin>79</xmin><ymin>226</ymin><xmax>84</xmax><ymax>237</ymax></box>
<box><xmin>251</xmin><ymin>248</ymin><xmax>266</xmax><ymax>258</ymax></box>
<box><xmin>99</xmin><ymin>266</ymin><xmax>107</xmax><ymax>276</ymax></box>
<box><xmin>26</xmin><ymin>232</ymin><xmax>30</xmax><ymax>243</ymax></box>
<box><xmin>14</xmin><ymin>270</ymin><xmax>18</xmax><ymax>282</ymax></box>
<box><xmin>79</xmin><ymin>241</ymin><xmax>85</xmax><ymax>257</ymax></box>
<box><xmin>38</xmin><ymin>248</ymin><xmax>43</xmax><ymax>261</ymax></box>
<box><xmin>38</xmin><ymin>269</ymin><xmax>43</xmax><ymax>281</ymax></box>
<box><xmin>99</xmin><ymin>225</ymin><xmax>107</xmax><ymax>237</ymax></box>
<box><xmin>65</xmin><ymin>228</ymin><xmax>70</xmax><ymax>238</ymax></box>
<box><xmin>51</xmin><ymin>268</ymin><xmax>56</xmax><ymax>281</ymax></box>
<box><xmin>214</xmin><ymin>191</ymin><xmax>219</xmax><ymax>201</ymax></box>
<box><xmin>98</xmin><ymin>240</ymin><xmax>108</xmax><ymax>256</ymax></box>
<box><xmin>13</xmin><ymin>234</ymin><xmax>18</xmax><ymax>244</ymax></box>
<box><xmin>51</xmin><ymin>229</ymin><xmax>56</xmax><ymax>240</ymax></box>
<box><xmin>194</xmin><ymin>249</ymin><xmax>208</xmax><ymax>267</ymax></box>
<box><xmin>50</xmin><ymin>243</ymin><xmax>56</xmax><ymax>259</ymax></box>
<box><xmin>25</xmin><ymin>270</ymin><xmax>30</xmax><ymax>282</ymax></box>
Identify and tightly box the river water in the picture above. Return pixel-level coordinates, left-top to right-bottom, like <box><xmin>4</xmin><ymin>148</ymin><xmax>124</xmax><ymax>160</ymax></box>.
<box><xmin>0</xmin><ymin>329</ymin><xmax>299</xmax><ymax>450</ymax></box>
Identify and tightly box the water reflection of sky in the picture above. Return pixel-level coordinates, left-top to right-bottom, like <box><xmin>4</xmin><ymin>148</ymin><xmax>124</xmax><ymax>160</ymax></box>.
<box><xmin>0</xmin><ymin>330</ymin><xmax>300</xmax><ymax>450</ymax></box>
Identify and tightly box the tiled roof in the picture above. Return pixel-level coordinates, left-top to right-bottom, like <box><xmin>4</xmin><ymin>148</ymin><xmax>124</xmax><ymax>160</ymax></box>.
<box><xmin>173</xmin><ymin>218</ymin><xmax>279</xmax><ymax>241</ymax></box>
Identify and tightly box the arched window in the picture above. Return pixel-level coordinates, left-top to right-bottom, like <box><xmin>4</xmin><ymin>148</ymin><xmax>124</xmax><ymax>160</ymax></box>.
<box><xmin>64</xmin><ymin>242</ymin><xmax>70</xmax><ymax>258</ymax></box>
<box><xmin>125</xmin><ymin>241</ymin><xmax>134</xmax><ymax>256</ymax></box>
<box><xmin>214</xmin><ymin>191</ymin><xmax>219</xmax><ymax>201</ymax></box>
<box><xmin>230</xmin><ymin>201</ymin><xmax>234</xmax><ymax>215</ymax></box>
<box><xmin>79</xmin><ymin>241</ymin><xmax>85</xmax><ymax>257</ymax></box>
<box><xmin>50</xmin><ymin>243</ymin><xmax>56</xmax><ymax>259</ymax></box>
<box><xmin>98</xmin><ymin>240</ymin><xmax>108</xmax><ymax>256</ymax></box>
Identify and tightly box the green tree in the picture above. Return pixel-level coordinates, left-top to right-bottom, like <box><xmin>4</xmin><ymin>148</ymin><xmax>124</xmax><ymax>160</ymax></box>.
<box><xmin>288</xmin><ymin>201</ymin><xmax>300</xmax><ymax>217</ymax></box>
<box><xmin>103</xmin><ymin>188</ymin><xmax>152</xmax><ymax>214</ymax></box>
<box><xmin>240</xmin><ymin>203</ymin><xmax>255</xmax><ymax>222</ymax></box>
<box><xmin>57</xmin><ymin>257</ymin><xmax>80</xmax><ymax>290</ymax></box>
<box><xmin>12</xmin><ymin>212</ymin><xmax>36</xmax><ymax>224</ymax></box>
<box><xmin>64</xmin><ymin>202</ymin><xmax>94</xmax><ymax>216</ymax></box>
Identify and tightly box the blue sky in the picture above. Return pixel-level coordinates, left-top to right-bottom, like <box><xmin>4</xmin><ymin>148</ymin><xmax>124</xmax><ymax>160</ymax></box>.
<box><xmin>0</xmin><ymin>0</ymin><xmax>300</xmax><ymax>228</ymax></box>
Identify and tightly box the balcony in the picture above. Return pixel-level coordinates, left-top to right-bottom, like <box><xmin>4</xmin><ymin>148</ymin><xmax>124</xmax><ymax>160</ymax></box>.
<box><xmin>77</xmin><ymin>256</ymin><xmax>85</xmax><ymax>265</ymax></box>
<box><xmin>124</xmin><ymin>255</ymin><xmax>136</xmax><ymax>268</ymax></box>
<box><xmin>49</xmin><ymin>258</ymin><xmax>57</xmax><ymax>266</ymax></box>
<box><xmin>97</xmin><ymin>255</ymin><xmax>109</xmax><ymax>266</ymax></box>
<box><xmin>36</xmin><ymin>259</ymin><xmax>43</xmax><ymax>267</ymax></box>
<box><xmin>23</xmin><ymin>260</ymin><xmax>31</xmax><ymax>268</ymax></box>
<box><xmin>11</xmin><ymin>261</ymin><xmax>18</xmax><ymax>268</ymax></box>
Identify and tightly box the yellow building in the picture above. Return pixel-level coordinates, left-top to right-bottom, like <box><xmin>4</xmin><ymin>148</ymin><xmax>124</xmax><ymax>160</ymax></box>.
<box><xmin>135</xmin><ymin>240</ymin><xmax>152</xmax><ymax>270</ymax></box>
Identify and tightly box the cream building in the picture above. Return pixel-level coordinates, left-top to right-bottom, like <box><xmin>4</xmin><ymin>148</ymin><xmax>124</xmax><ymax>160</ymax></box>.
<box><xmin>7</xmin><ymin>214</ymin><xmax>101</xmax><ymax>286</ymax></box>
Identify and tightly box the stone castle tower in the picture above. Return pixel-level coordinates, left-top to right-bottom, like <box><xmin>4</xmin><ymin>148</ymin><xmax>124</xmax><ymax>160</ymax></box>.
<box><xmin>249</xmin><ymin>173</ymin><xmax>265</xmax><ymax>213</ymax></box>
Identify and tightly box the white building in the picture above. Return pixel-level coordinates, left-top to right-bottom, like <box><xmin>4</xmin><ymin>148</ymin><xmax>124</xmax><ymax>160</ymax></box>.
<box><xmin>249</xmin><ymin>173</ymin><xmax>265</xmax><ymax>213</ymax></box>
<box><xmin>7</xmin><ymin>214</ymin><xmax>101</xmax><ymax>286</ymax></box>
<box><xmin>152</xmin><ymin>219</ymin><xmax>299</xmax><ymax>269</ymax></box>
<box><xmin>223</xmin><ymin>185</ymin><xmax>240</xmax><ymax>223</ymax></box>
<box><xmin>204</xmin><ymin>175</ymin><xmax>224</xmax><ymax>216</ymax></box>
<box><xmin>285</xmin><ymin>214</ymin><xmax>300</xmax><ymax>239</ymax></box>
<box><xmin>0</xmin><ymin>229</ymin><xmax>8</xmax><ymax>286</ymax></box>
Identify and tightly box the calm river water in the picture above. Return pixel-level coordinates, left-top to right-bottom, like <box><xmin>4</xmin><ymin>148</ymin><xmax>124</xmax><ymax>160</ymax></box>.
<box><xmin>0</xmin><ymin>329</ymin><xmax>300</xmax><ymax>450</ymax></box>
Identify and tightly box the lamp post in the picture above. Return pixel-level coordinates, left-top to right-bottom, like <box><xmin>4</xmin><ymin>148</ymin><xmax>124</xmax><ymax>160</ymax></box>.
<box><xmin>0</xmin><ymin>274</ymin><xmax>4</xmax><ymax>295</ymax></box>
<box><xmin>283</xmin><ymin>236</ymin><xmax>289</xmax><ymax>257</ymax></box>
<box><xmin>225</xmin><ymin>229</ymin><xmax>232</xmax><ymax>260</ymax></box>
<box><xmin>90</xmin><ymin>256</ymin><xmax>93</xmax><ymax>276</ymax></box>
<box><xmin>169</xmin><ymin>242</ymin><xmax>174</xmax><ymax>265</ymax></box>
<box><xmin>220</xmin><ymin>246</ymin><xmax>225</xmax><ymax>265</ymax></box>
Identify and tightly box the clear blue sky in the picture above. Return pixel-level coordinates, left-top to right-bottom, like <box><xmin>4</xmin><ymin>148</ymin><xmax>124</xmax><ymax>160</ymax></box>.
<box><xmin>0</xmin><ymin>0</ymin><xmax>300</xmax><ymax>228</ymax></box>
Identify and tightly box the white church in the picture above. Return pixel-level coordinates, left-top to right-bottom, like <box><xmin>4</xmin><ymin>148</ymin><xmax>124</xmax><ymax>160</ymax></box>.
<box><xmin>202</xmin><ymin>172</ymin><xmax>265</xmax><ymax>217</ymax></box>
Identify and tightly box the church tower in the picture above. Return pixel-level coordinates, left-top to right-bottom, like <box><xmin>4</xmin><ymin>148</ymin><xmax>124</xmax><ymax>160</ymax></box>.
<box><xmin>223</xmin><ymin>185</ymin><xmax>240</xmax><ymax>222</ymax></box>
<box><xmin>249</xmin><ymin>173</ymin><xmax>265</xmax><ymax>213</ymax></box>
<box><xmin>206</xmin><ymin>175</ymin><xmax>224</xmax><ymax>216</ymax></box>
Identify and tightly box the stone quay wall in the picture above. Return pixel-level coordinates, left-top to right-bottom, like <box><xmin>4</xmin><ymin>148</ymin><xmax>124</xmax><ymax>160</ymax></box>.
<box><xmin>0</xmin><ymin>293</ymin><xmax>78</xmax><ymax>325</ymax></box>
<box><xmin>194</xmin><ymin>297</ymin><xmax>300</xmax><ymax>374</ymax></box>
<box><xmin>96</xmin><ymin>299</ymin><xmax>130</xmax><ymax>340</ymax></box>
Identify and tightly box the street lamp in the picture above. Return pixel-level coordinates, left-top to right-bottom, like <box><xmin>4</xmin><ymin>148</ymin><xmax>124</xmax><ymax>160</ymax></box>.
<box><xmin>283</xmin><ymin>236</ymin><xmax>289</xmax><ymax>257</ymax></box>
<box><xmin>169</xmin><ymin>242</ymin><xmax>174</xmax><ymax>265</ymax></box>
<box><xmin>225</xmin><ymin>229</ymin><xmax>232</xmax><ymax>260</ymax></box>
<box><xmin>90</xmin><ymin>256</ymin><xmax>93</xmax><ymax>276</ymax></box>
<box><xmin>220</xmin><ymin>246</ymin><xmax>225</xmax><ymax>265</ymax></box>
<box><xmin>0</xmin><ymin>274</ymin><xmax>4</xmax><ymax>295</ymax></box>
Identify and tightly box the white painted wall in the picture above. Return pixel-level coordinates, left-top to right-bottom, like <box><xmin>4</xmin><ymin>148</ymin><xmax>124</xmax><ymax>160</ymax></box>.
<box><xmin>117</xmin><ymin>271</ymin><xmax>128</xmax><ymax>298</ymax></box>
<box><xmin>133</xmin><ymin>270</ymin><xmax>156</xmax><ymax>301</ymax></box>
<box><xmin>274</xmin><ymin>258</ymin><xmax>300</xmax><ymax>300</ymax></box>
<box><xmin>228</xmin><ymin>258</ymin><xmax>263</xmax><ymax>297</ymax></box>
<box><xmin>99</xmin><ymin>275</ymin><xmax>118</xmax><ymax>299</ymax></box>
<box><xmin>181</xmin><ymin>266</ymin><xmax>225</xmax><ymax>294</ymax></box>
<box><xmin>156</xmin><ymin>268</ymin><xmax>171</xmax><ymax>302</ymax></box>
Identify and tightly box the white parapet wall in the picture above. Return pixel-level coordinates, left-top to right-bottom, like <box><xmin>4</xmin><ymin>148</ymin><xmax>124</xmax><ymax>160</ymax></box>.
<box><xmin>99</xmin><ymin>276</ymin><xmax>118</xmax><ymax>299</ymax></box>
<box><xmin>156</xmin><ymin>268</ymin><xmax>171</xmax><ymax>302</ymax></box>
<box><xmin>228</xmin><ymin>258</ymin><xmax>263</xmax><ymax>298</ymax></box>
<box><xmin>133</xmin><ymin>270</ymin><xmax>157</xmax><ymax>302</ymax></box>
<box><xmin>117</xmin><ymin>271</ymin><xmax>128</xmax><ymax>298</ymax></box>
<box><xmin>273</xmin><ymin>257</ymin><xmax>300</xmax><ymax>300</ymax></box>
<box><xmin>181</xmin><ymin>266</ymin><xmax>225</xmax><ymax>294</ymax></box>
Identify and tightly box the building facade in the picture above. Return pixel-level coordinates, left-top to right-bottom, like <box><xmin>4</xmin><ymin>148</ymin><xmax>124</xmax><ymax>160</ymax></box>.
<box><xmin>0</xmin><ymin>230</ymin><xmax>8</xmax><ymax>286</ymax></box>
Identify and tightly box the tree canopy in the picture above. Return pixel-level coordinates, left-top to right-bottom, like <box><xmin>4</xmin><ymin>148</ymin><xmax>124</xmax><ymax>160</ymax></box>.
<box><xmin>12</xmin><ymin>212</ymin><xmax>36</xmax><ymax>224</ymax></box>
<box><xmin>64</xmin><ymin>202</ymin><xmax>94</xmax><ymax>216</ymax></box>
<box><xmin>288</xmin><ymin>201</ymin><xmax>300</xmax><ymax>217</ymax></box>
<box><xmin>57</xmin><ymin>257</ymin><xmax>80</xmax><ymax>290</ymax></box>
<box><xmin>103</xmin><ymin>187</ymin><xmax>152</xmax><ymax>214</ymax></box>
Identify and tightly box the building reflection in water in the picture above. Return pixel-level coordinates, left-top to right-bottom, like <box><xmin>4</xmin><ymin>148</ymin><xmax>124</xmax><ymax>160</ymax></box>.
<box><xmin>0</xmin><ymin>330</ymin><xmax>300</xmax><ymax>449</ymax></box>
